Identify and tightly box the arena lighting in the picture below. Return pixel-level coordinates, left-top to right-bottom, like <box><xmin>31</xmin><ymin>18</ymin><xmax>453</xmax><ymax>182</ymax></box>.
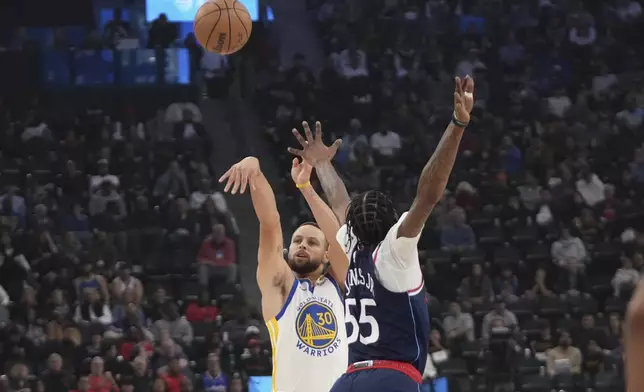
<box><xmin>146</xmin><ymin>0</ymin><xmax>259</xmax><ymax>22</ymax></box>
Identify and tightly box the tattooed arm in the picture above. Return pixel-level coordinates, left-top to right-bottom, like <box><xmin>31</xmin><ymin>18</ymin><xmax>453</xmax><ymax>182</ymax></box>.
<box><xmin>397</xmin><ymin>76</ymin><xmax>474</xmax><ymax>239</ymax></box>
<box><xmin>314</xmin><ymin>161</ymin><xmax>351</xmax><ymax>225</ymax></box>
<box><xmin>288</xmin><ymin>121</ymin><xmax>351</xmax><ymax>225</ymax></box>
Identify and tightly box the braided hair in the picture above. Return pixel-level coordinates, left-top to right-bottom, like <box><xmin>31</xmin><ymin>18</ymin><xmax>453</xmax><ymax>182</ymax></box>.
<box><xmin>345</xmin><ymin>190</ymin><xmax>399</xmax><ymax>250</ymax></box>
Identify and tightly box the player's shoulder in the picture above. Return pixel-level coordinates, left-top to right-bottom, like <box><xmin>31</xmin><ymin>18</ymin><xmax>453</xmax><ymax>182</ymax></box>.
<box><xmin>381</xmin><ymin>211</ymin><xmax>413</xmax><ymax>247</ymax></box>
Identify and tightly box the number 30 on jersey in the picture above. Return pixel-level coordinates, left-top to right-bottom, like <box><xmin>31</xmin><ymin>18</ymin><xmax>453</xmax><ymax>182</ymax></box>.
<box><xmin>345</xmin><ymin>298</ymin><xmax>379</xmax><ymax>344</ymax></box>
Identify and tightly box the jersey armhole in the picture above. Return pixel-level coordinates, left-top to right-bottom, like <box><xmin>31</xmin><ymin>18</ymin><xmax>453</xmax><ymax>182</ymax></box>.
<box><xmin>374</xmin><ymin>245</ymin><xmax>424</xmax><ymax>294</ymax></box>
<box><xmin>275</xmin><ymin>278</ymin><xmax>299</xmax><ymax>321</ymax></box>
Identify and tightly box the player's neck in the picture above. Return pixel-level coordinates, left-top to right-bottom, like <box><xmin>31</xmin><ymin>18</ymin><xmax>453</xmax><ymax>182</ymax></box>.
<box><xmin>298</xmin><ymin>269</ymin><xmax>324</xmax><ymax>284</ymax></box>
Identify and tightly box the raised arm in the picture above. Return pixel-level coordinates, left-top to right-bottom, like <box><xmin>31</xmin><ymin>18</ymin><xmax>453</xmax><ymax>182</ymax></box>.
<box><xmin>397</xmin><ymin>76</ymin><xmax>474</xmax><ymax>239</ymax></box>
<box><xmin>291</xmin><ymin>157</ymin><xmax>349</xmax><ymax>285</ymax></box>
<box><xmin>219</xmin><ymin>157</ymin><xmax>290</xmax><ymax>293</ymax></box>
<box><xmin>288</xmin><ymin>121</ymin><xmax>350</xmax><ymax>224</ymax></box>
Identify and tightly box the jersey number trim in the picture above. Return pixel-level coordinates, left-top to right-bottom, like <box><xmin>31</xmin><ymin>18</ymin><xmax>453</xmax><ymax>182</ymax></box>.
<box><xmin>345</xmin><ymin>298</ymin><xmax>380</xmax><ymax>344</ymax></box>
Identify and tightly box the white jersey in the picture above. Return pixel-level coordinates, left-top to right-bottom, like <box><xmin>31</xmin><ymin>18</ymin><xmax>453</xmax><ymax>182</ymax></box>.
<box><xmin>336</xmin><ymin>211</ymin><xmax>424</xmax><ymax>294</ymax></box>
<box><xmin>266</xmin><ymin>275</ymin><xmax>347</xmax><ymax>392</ymax></box>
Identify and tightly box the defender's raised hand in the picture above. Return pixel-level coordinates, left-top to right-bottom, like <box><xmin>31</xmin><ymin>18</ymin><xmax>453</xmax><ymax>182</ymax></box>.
<box><xmin>218</xmin><ymin>157</ymin><xmax>260</xmax><ymax>194</ymax></box>
<box><xmin>287</xmin><ymin>121</ymin><xmax>342</xmax><ymax>166</ymax></box>
<box><xmin>454</xmin><ymin>76</ymin><xmax>475</xmax><ymax>126</ymax></box>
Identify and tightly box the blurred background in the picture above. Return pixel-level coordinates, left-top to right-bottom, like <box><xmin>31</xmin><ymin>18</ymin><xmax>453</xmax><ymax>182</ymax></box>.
<box><xmin>0</xmin><ymin>0</ymin><xmax>642</xmax><ymax>391</ymax></box>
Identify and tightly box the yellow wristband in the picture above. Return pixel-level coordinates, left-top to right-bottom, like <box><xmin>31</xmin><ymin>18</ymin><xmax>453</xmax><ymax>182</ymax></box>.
<box><xmin>296</xmin><ymin>181</ymin><xmax>311</xmax><ymax>189</ymax></box>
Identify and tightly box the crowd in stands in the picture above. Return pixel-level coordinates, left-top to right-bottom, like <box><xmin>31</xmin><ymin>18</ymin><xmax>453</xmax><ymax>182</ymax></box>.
<box><xmin>0</xmin><ymin>70</ymin><xmax>275</xmax><ymax>390</ymax></box>
<box><xmin>257</xmin><ymin>0</ymin><xmax>644</xmax><ymax>390</ymax></box>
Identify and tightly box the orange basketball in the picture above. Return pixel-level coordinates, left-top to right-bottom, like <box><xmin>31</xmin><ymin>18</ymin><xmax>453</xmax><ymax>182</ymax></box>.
<box><xmin>194</xmin><ymin>0</ymin><xmax>252</xmax><ymax>55</ymax></box>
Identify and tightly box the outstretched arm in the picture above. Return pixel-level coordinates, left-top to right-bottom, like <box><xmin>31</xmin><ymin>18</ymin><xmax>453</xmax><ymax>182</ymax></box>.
<box><xmin>292</xmin><ymin>158</ymin><xmax>349</xmax><ymax>285</ymax></box>
<box><xmin>314</xmin><ymin>161</ymin><xmax>351</xmax><ymax>225</ymax></box>
<box><xmin>219</xmin><ymin>157</ymin><xmax>290</xmax><ymax>293</ymax></box>
<box><xmin>397</xmin><ymin>76</ymin><xmax>474</xmax><ymax>239</ymax></box>
<box><xmin>288</xmin><ymin>121</ymin><xmax>350</xmax><ymax>224</ymax></box>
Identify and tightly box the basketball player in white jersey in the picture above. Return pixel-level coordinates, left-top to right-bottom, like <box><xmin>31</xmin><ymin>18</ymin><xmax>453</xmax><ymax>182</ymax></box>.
<box><xmin>219</xmin><ymin>156</ymin><xmax>349</xmax><ymax>392</ymax></box>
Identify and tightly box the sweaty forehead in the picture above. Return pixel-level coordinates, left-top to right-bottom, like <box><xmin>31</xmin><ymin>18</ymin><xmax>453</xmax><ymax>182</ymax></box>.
<box><xmin>291</xmin><ymin>224</ymin><xmax>325</xmax><ymax>242</ymax></box>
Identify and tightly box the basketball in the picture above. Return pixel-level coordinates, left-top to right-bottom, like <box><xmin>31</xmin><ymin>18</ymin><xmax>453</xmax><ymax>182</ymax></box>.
<box><xmin>194</xmin><ymin>0</ymin><xmax>252</xmax><ymax>55</ymax></box>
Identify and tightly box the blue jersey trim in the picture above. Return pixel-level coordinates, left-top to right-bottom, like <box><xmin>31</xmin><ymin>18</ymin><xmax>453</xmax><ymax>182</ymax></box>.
<box><xmin>407</xmin><ymin>296</ymin><xmax>421</xmax><ymax>365</ymax></box>
<box><xmin>275</xmin><ymin>278</ymin><xmax>299</xmax><ymax>321</ymax></box>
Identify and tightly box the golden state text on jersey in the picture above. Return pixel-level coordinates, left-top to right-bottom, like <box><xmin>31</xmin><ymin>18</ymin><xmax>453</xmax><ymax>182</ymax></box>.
<box><xmin>294</xmin><ymin>294</ymin><xmax>342</xmax><ymax>356</ymax></box>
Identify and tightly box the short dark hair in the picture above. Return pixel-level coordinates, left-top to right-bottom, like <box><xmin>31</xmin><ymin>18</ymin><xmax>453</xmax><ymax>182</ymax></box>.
<box><xmin>298</xmin><ymin>221</ymin><xmax>320</xmax><ymax>229</ymax></box>
<box><xmin>295</xmin><ymin>222</ymin><xmax>328</xmax><ymax>248</ymax></box>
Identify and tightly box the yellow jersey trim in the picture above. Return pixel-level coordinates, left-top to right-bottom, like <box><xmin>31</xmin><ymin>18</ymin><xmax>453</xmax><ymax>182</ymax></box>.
<box><xmin>266</xmin><ymin>318</ymin><xmax>280</xmax><ymax>392</ymax></box>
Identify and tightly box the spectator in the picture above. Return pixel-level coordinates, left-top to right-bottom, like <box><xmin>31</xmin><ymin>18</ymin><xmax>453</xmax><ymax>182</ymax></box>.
<box><xmin>127</xmin><ymin>355</ymin><xmax>152</xmax><ymax>391</ymax></box>
<box><xmin>229</xmin><ymin>374</ymin><xmax>245</xmax><ymax>392</ymax></box>
<box><xmin>200</xmin><ymin>353</ymin><xmax>229</xmax><ymax>390</ymax></box>
<box><xmin>525</xmin><ymin>267</ymin><xmax>556</xmax><ymax>298</ymax></box>
<box><xmin>58</xmin><ymin>160</ymin><xmax>87</xmax><ymax>203</ymax></box>
<box><xmin>159</xmin><ymin>356</ymin><xmax>185</xmax><ymax>392</ymax></box>
<box><xmin>517</xmin><ymin>173</ymin><xmax>542</xmax><ymax>211</ymax></box>
<box><xmin>111</xmin><ymin>262</ymin><xmax>143</xmax><ymax>305</ymax></box>
<box><xmin>38</xmin><ymin>353</ymin><xmax>73</xmax><ymax>392</ymax></box>
<box><xmin>481</xmin><ymin>300</ymin><xmax>518</xmax><ymax>339</ymax></box>
<box><xmin>7</xmin><ymin>363</ymin><xmax>37</xmax><ymax>392</ymax></box>
<box><xmin>88</xmin><ymin>356</ymin><xmax>118</xmax><ymax>392</ymax></box>
<box><xmin>108</xmin><ymin>298</ymin><xmax>147</xmax><ymax>339</ymax></box>
<box><xmin>495</xmin><ymin>267</ymin><xmax>520</xmax><ymax>302</ymax></box>
<box><xmin>534</xmin><ymin>326</ymin><xmax>555</xmax><ymax>354</ymax></box>
<box><xmin>498</xmin><ymin>136</ymin><xmax>522</xmax><ymax>175</ymax></box>
<box><xmin>75</xmin><ymin>263</ymin><xmax>110</xmax><ymax>302</ymax></box>
<box><xmin>240</xmin><ymin>340</ymin><xmax>272</xmax><ymax>376</ymax></box>
<box><xmin>575</xmin><ymin>314</ymin><xmax>607</xmax><ymax>354</ymax></box>
<box><xmin>335</xmin><ymin>43</ymin><xmax>368</xmax><ymax>79</ymax></box>
<box><xmin>369</xmin><ymin>128</ymin><xmax>402</xmax><ymax>161</ymax></box>
<box><xmin>74</xmin><ymin>289</ymin><xmax>113</xmax><ymax>327</ymax></box>
<box><xmin>576</xmin><ymin>166</ymin><xmax>606</xmax><ymax>207</ymax></box>
<box><xmin>429</xmin><ymin>329</ymin><xmax>447</xmax><ymax>353</ymax></box>
<box><xmin>185</xmin><ymin>290</ymin><xmax>219</xmax><ymax>323</ymax></box>
<box><xmin>443</xmin><ymin>302</ymin><xmax>475</xmax><ymax>345</ymax></box>
<box><xmin>103</xmin><ymin>8</ymin><xmax>130</xmax><ymax>48</ymax></box>
<box><xmin>440</xmin><ymin>210</ymin><xmax>476</xmax><ymax>252</ymax></box>
<box><xmin>221</xmin><ymin>307</ymin><xmax>262</xmax><ymax>347</ymax></box>
<box><xmin>153</xmin><ymin>303</ymin><xmax>194</xmax><ymax>346</ymax></box>
<box><xmin>146</xmin><ymin>287</ymin><xmax>169</xmax><ymax>322</ymax></box>
<box><xmin>460</xmin><ymin>263</ymin><xmax>494</xmax><ymax>308</ymax></box>
<box><xmin>190</xmin><ymin>179</ymin><xmax>226</xmax><ymax>211</ymax></box>
<box><xmin>0</xmin><ymin>188</ymin><xmax>26</xmax><ymax>229</ymax></box>
<box><xmin>612</xmin><ymin>256</ymin><xmax>640</xmax><ymax>297</ymax></box>
<box><xmin>154</xmin><ymin>162</ymin><xmax>190</xmax><ymax>200</ymax></box>
<box><xmin>197</xmin><ymin>223</ymin><xmax>237</xmax><ymax>288</ymax></box>
<box><xmin>148</xmin><ymin>13</ymin><xmax>176</xmax><ymax>48</ymax></box>
<box><xmin>546</xmin><ymin>331</ymin><xmax>582</xmax><ymax>377</ymax></box>
<box><xmin>173</xmin><ymin>109</ymin><xmax>205</xmax><ymax>141</ymax></box>
<box><xmin>551</xmin><ymin>228</ymin><xmax>588</xmax><ymax>290</ymax></box>
<box><xmin>90</xmin><ymin>159</ymin><xmax>120</xmax><ymax>193</ymax></box>
<box><xmin>152</xmin><ymin>378</ymin><xmax>168</xmax><ymax>392</ymax></box>
<box><xmin>583</xmin><ymin>340</ymin><xmax>605</xmax><ymax>376</ymax></box>
<box><xmin>154</xmin><ymin>339</ymin><xmax>192</xmax><ymax>379</ymax></box>
<box><xmin>62</xmin><ymin>203</ymin><xmax>92</xmax><ymax>237</ymax></box>
<box><xmin>73</xmin><ymin>376</ymin><xmax>90</xmax><ymax>392</ymax></box>
<box><xmin>0</xmin><ymin>283</ymin><xmax>9</xmax><ymax>323</ymax></box>
<box><xmin>89</xmin><ymin>181</ymin><xmax>126</xmax><ymax>218</ymax></box>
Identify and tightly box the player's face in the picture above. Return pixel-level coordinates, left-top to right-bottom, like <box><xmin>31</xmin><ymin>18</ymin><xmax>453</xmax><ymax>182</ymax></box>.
<box><xmin>288</xmin><ymin>225</ymin><xmax>327</xmax><ymax>275</ymax></box>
